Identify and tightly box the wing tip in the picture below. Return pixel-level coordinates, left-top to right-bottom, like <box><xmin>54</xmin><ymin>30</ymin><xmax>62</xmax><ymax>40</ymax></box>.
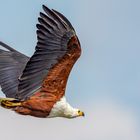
<box><xmin>42</xmin><ymin>4</ymin><xmax>47</xmax><ymax>9</ymax></box>
<box><xmin>41</xmin><ymin>4</ymin><xmax>75</xmax><ymax>31</ymax></box>
<box><xmin>42</xmin><ymin>4</ymin><xmax>51</xmax><ymax>13</ymax></box>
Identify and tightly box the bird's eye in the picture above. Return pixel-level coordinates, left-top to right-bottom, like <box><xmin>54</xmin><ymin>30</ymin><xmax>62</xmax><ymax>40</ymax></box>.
<box><xmin>78</xmin><ymin>110</ymin><xmax>81</xmax><ymax>113</ymax></box>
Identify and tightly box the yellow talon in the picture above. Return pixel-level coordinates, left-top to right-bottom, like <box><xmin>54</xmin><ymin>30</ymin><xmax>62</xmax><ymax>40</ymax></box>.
<box><xmin>0</xmin><ymin>98</ymin><xmax>21</xmax><ymax>108</ymax></box>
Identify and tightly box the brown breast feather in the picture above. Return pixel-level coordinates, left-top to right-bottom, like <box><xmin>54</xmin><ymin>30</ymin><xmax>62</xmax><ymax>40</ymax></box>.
<box><xmin>15</xmin><ymin>36</ymin><xmax>81</xmax><ymax>117</ymax></box>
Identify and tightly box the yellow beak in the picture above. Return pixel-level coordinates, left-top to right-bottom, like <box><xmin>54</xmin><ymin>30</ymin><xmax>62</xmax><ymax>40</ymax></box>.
<box><xmin>78</xmin><ymin>111</ymin><xmax>85</xmax><ymax>117</ymax></box>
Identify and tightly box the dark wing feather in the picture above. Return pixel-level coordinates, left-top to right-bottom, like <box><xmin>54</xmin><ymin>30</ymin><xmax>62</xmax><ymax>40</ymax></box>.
<box><xmin>16</xmin><ymin>5</ymin><xmax>81</xmax><ymax>100</ymax></box>
<box><xmin>0</xmin><ymin>42</ymin><xmax>29</xmax><ymax>98</ymax></box>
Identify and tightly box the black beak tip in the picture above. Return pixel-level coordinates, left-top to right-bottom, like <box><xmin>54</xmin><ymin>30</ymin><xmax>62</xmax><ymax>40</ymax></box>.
<box><xmin>82</xmin><ymin>112</ymin><xmax>85</xmax><ymax>117</ymax></box>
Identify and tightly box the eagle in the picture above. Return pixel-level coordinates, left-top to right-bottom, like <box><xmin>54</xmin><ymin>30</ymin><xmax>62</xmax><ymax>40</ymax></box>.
<box><xmin>0</xmin><ymin>5</ymin><xmax>84</xmax><ymax>118</ymax></box>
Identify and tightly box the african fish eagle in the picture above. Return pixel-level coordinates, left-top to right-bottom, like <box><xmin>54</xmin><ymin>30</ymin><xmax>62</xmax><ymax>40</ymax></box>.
<box><xmin>0</xmin><ymin>5</ymin><xmax>84</xmax><ymax>118</ymax></box>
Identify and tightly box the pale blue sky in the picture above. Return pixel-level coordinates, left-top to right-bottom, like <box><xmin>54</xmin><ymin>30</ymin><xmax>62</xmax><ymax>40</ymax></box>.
<box><xmin>0</xmin><ymin>0</ymin><xmax>140</xmax><ymax>140</ymax></box>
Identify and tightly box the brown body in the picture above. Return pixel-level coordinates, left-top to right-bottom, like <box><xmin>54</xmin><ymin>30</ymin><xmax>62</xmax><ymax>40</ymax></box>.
<box><xmin>15</xmin><ymin>36</ymin><xmax>81</xmax><ymax>117</ymax></box>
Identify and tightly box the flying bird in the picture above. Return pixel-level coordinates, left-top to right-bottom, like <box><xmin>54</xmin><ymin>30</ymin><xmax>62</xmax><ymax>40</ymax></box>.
<box><xmin>0</xmin><ymin>5</ymin><xmax>84</xmax><ymax>118</ymax></box>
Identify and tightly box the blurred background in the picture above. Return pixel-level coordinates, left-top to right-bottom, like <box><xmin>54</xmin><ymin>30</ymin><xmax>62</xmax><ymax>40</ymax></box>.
<box><xmin>0</xmin><ymin>0</ymin><xmax>140</xmax><ymax>140</ymax></box>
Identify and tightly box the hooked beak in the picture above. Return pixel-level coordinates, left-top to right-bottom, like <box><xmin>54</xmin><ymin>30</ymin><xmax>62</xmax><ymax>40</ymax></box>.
<box><xmin>79</xmin><ymin>111</ymin><xmax>85</xmax><ymax>117</ymax></box>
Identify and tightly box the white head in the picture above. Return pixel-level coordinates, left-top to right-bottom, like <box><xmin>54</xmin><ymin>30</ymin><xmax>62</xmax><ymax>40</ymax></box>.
<box><xmin>48</xmin><ymin>96</ymin><xmax>85</xmax><ymax>118</ymax></box>
<box><xmin>64</xmin><ymin>108</ymin><xmax>85</xmax><ymax>118</ymax></box>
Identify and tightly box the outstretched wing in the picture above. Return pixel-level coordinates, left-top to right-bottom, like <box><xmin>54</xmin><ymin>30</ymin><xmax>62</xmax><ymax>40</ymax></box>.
<box><xmin>0</xmin><ymin>42</ymin><xmax>29</xmax><ymax>98</ymax></box>
<box><xmin>16</xmin><ymin>5</ymin><xmax>81</xmax><ymax>100</ymax></box>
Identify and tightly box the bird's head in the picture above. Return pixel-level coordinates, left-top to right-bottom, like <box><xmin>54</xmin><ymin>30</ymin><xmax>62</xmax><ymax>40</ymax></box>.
<box><xmin>67</xmin><ymin>109</ymin><xmax>85</xmax><ymax>118</ymax></box>
<box><xmin>64</xmin><ymin>108</ymin><xmax>85</xmax><ymax>118</ymax></box>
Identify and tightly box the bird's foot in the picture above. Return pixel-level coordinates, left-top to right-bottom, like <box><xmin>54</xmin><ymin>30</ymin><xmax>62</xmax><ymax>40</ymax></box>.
<box><xmin>0</xmin><ymin>98</ymin><xmax>21</xmax><ymax>109</ymax></box>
